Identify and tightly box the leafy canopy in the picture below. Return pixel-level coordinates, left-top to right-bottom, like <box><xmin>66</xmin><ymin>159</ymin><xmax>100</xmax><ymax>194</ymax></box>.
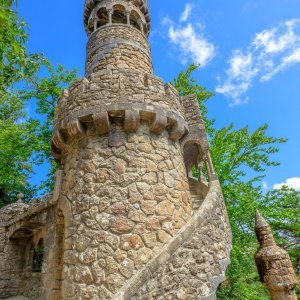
<box><xmin>0</xmin><ymin>1</ymin><xmax>77</xmax><ymax>206</ymax></box>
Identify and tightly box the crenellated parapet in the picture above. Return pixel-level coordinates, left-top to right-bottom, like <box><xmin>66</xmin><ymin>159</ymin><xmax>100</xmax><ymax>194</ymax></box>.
<box><xmin>51</xmin><ymin>74</ymin><xmax>211</xmax><ymax>163</ymax></box>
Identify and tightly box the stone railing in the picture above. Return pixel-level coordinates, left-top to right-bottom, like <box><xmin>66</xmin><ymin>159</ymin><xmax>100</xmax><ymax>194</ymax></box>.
<box><xmin>0</xmin><ymin>171</ymin><xmax>63</xmax><ymax>231</ymax></box>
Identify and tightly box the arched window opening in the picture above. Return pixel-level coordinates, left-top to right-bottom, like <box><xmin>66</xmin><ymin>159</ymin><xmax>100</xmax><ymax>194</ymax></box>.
<box><xmin>183</xmin><ymin>141</ymin><xmax>209</xmax><ymax>208</ymax></box>
<box><xmin>143</xmin><ymin>24</ymin><xmax>148</xmax><ymax>35</ymax></box>
<box><xmin>183</xmin><ymin>142</ymin><xmax>201</xmax><ymax>178</ymax></box>
<box><xmin>112</xmin><ymin>5</ymin><xmax>127</xmax><ymax>24</ymax></box>
<box><xmin>130</xmin><ymin>10</ymin><xmax>141</xmax><ymax>31</ymax></box>
<box><xmin>32</xmin><ymin>238</ymin><xmax>44</xmax><ymax>272</ymax></box>
<box><xmin>88</xmin><ymin>19</ymin><xmax>94</xmax><ymax>35</ymax></box>
<box><xmin>97</xmin><ymin>7</ymin><xmax>109</xmax><ymax>28</ymax></box>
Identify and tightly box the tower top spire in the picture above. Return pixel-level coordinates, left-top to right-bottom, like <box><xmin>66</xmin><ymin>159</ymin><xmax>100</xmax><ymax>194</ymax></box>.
<box><xmin>84</xmin><ymin>0</ymin><xmax>150</xmax><ymax>36</ymax></box>
<box><xmin>255</xmin><ymin>210</ymin><xmax>276</xmax><ymax>247</ymax></box>
<box><xmin>255</xmin><ymin>211</ymin><xmax>298</xmax><ymax>299</ymax></box>
<box><xmin>255</xmin><ymin>210</ymin><xmax>269</xmax><ymax>228</ymax></box>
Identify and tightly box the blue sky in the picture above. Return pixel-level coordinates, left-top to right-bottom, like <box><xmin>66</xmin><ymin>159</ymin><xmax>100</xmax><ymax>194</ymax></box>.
<box><xmin>19</xmin><ymin>0</ymin><xmax>300</xmax><ymax>192</ymax></box>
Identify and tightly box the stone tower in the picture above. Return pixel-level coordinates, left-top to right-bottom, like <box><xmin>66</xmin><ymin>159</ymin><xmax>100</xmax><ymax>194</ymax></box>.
<box><xmin>255</xmin><ymin>211</ymin><xmax>298</xmax><ymax>300</ymax></box>
<box><xmin>0</xmin><ymin>1</ymin><xmax>231</xmax><ymax>299</ymax></box>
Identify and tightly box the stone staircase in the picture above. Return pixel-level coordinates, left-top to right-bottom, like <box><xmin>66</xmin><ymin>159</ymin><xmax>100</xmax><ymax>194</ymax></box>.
<box><xmin>190</xmin><ymin>186</ymin><xmax>204</xmax><ymax>210</ymax></box>
<box><xmin>189</xmin><ymin>177</ymin><xmax>209</xmax><ymax>211</ymax></box>
<box><xmin>114</xmin><ymin>180</ymin><xmax>232</xmax><ymax>300</ymax></box>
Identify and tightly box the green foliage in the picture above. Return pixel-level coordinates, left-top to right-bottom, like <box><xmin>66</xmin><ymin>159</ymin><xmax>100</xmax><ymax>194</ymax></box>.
<box><xmin>260</xmin><ymin>187</ymin><xmax>300</xmax><ymax>272</ymax></box>
<box><xmin>172</xmin><ymin>64</ymin><xmax>215</xmax><ymax>134</ymax></box>
<box><xmin>0</xmin><ymin>1</ymin><xmax>43</xmax><ymax>206</ymax></box>
<box><xmin>0</xmin><ymin>1</ymin><xmax>77</xmax><ymax>205</ymax></box>
<box><xmin>0</xmin><ymin>0</ymin><xmax>43</xmax><ymax>92</ymax></box>
<box><xmin>172</xmin><ymin>65</ymin><xmax>300</xmax><ymax>299</ymax></box>
<box><xmin>0</xmin><ymin>4</ymin><xmax>298</xmax><ymax>296</ymax></box>
<box><xmin>210</xmin><ymin>124</ymin><xmax>286</xmax><ymax>186</ymax></box>
<box><xmin>20</xmin><ymin>63</ymin><xmax>78</xmax><ymax>192</ymax></box>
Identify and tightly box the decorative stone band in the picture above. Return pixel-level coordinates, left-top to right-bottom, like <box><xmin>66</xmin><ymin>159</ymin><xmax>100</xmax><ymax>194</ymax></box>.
<box><xmin>85</xmin><ymin>36</ymin><xmax>151</xmax><ymax>77</ymax></box>
<box><xmin>51</xmin><ymin>103</ymin><xmax>189</xmax><ymax>162</ymax></box>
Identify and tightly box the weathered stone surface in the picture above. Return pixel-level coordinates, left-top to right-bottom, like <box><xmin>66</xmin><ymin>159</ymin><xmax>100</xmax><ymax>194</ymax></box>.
<box><xmin>0</xmin><ymin>1</ymin><xmax>232</xmax><ymax>299</ymax></box>
<box><xmin>110</xmin><ymin>216</ymin><xmax>135</xmax><ymax>234</ymax></box>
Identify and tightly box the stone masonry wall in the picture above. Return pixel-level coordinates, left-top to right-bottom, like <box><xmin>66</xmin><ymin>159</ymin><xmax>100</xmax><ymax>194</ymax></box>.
<box><xmin>86</xmin><ymin>25</ymin><xmax>152</xmax><ymax>76</ymax></box>
<box><xmin>0</xmin><ymin>182</ymin><xmax>64</xmax><ymax>300</ymax></box>
<box><xmin>131</xmin><ymin>181</ymin><xmax>232</xmax><ymax>300</ymax></box>
<box><xmin>60</xmin><ymin>123</ymin><xmax>193</xmax><ymax>299</ymax></box>
<box><xmin>0</xmin><ymin>204</ymin><xmax>58</xmax><ymax>300</ymax></box>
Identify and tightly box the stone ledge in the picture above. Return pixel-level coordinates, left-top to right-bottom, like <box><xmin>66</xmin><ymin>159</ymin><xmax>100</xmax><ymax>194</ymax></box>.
<box><xmin>52</xmin><ymin>102</ymin><xmax>189</xmax><ymax>161</ymax></box>
<box><xmin>3</xmin><ymin>200</ymin><xmax>54</xmax><ymax>230</ymax></box>
<box><xmin>1</xmin><ymin>296</ymin><xmax>31</xmax><ymax>300</ymax></box>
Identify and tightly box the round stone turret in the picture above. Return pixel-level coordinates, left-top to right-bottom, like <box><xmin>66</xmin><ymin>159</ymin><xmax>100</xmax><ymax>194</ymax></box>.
<box><xmin>50</xmin><ymin>1</ymin><xmax>198</xmax><ymax>297</ymax></box>
<box><xmin>83</xmin><ymin>0</ymin><xmax>152</xmax><ymax>77</ymax></box>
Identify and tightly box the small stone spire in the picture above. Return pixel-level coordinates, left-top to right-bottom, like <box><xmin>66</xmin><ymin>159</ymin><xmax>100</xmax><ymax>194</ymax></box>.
<box><xmin>16</xmin><ymin>193</ymin><xmax>25</xmax><ymax>204</ymax></box>
<box><xmin>255</xmin><ymin>210</ymin><xmax>276</xmax><ymax>247</ymax></box>
<box><xmin>254</xmin><ymin>211</ymin><xmax>298</xmax><ymax>300</ymax></box>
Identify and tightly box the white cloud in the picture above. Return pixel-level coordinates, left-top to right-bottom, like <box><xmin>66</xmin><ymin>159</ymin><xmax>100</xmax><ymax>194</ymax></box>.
<box><xmin>163</xmin><ymin>4</ymin><xmax>215</xmax><ymax>67</ymax></box>
<box><xmin>169</xmin><ymin>24</ymin><xmax>215</xmax><ymax>66</ymax></box>
<box><xmin>180</xmin><ymin>4</ymin><xmax>192</xmax><ymax>22</ymax></box>
<box><xmin>161</xmin><ymin>16</ymin><xmax>173</xmax><ymax>26</ymax></box>
<box><xmin>262</xmin><ymin>181</ymin><xmax>269</xmax><ymax>190</ymax></box>
<box><xmin>273</xmin><ymin>177</ymin><xmax>300</xmax><ymax>191</ymax></box>
<box><xmin>216</xmin><ymin>19</ymin><xmax>300</xmax><ymax>106</ymax></box>
<box><xmin>216</xmin><ymin>50</ymin><xmax>258</xmax><ymax>106</ymax></box>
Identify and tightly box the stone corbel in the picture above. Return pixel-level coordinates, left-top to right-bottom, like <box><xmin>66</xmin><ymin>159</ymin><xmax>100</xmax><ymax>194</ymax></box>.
<box><xmin>50</xmin><ymin>141</ymin><xmax>61</xmax><ymax>162</ymax></box>
<box><xmin>124</xmin><ymin>110</ymin><xmax>140</xmax><ymax>133</ymax></box>
<box><xmin>52</xmin><ymin>129</ymin><xmax>66</xmax><ymax>149</ymax></box>
<box><xmin>150</xmin><ymin>114</ymin><xmax>167</xmax><ymax>135</ymax></box>
<box><xmin>66</xmin><ymin>119</ymin><xmax>86</xmax><ymax>139</ymax></box>
<box><xmin>93</xmin><ymin>112</ymin><xmax>111</xmax><ymax>134</ymax></box>
<box><xmin>169</xmin><ymin>120</ymin><xmax>185</xmax><ymax>141</ymax></box>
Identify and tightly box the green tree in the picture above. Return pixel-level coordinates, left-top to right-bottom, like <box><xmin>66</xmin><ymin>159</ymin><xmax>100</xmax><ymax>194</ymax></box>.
<box><xmin>20</xmin><ymin>63</ymin><xmax>77</xmax><ymax>192</ymax></box>
<box><xmin>0</xmin><ymin>0</ymin><xmax>44</xmax><ymax>205</ymax></box>
<box><xmin>0</xmin><ymin>0</ymin><xmax>42</xmax><ymax>92</ymax></box>
<box><xmin>0</xmin><ymin>1</ymin><xmax>77</xmax><ymax>205</ymax></box>
<box><xmin>172</xmin><ymin>64</ymin><xmax>299</xmax><ymax>299</ymax></box>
